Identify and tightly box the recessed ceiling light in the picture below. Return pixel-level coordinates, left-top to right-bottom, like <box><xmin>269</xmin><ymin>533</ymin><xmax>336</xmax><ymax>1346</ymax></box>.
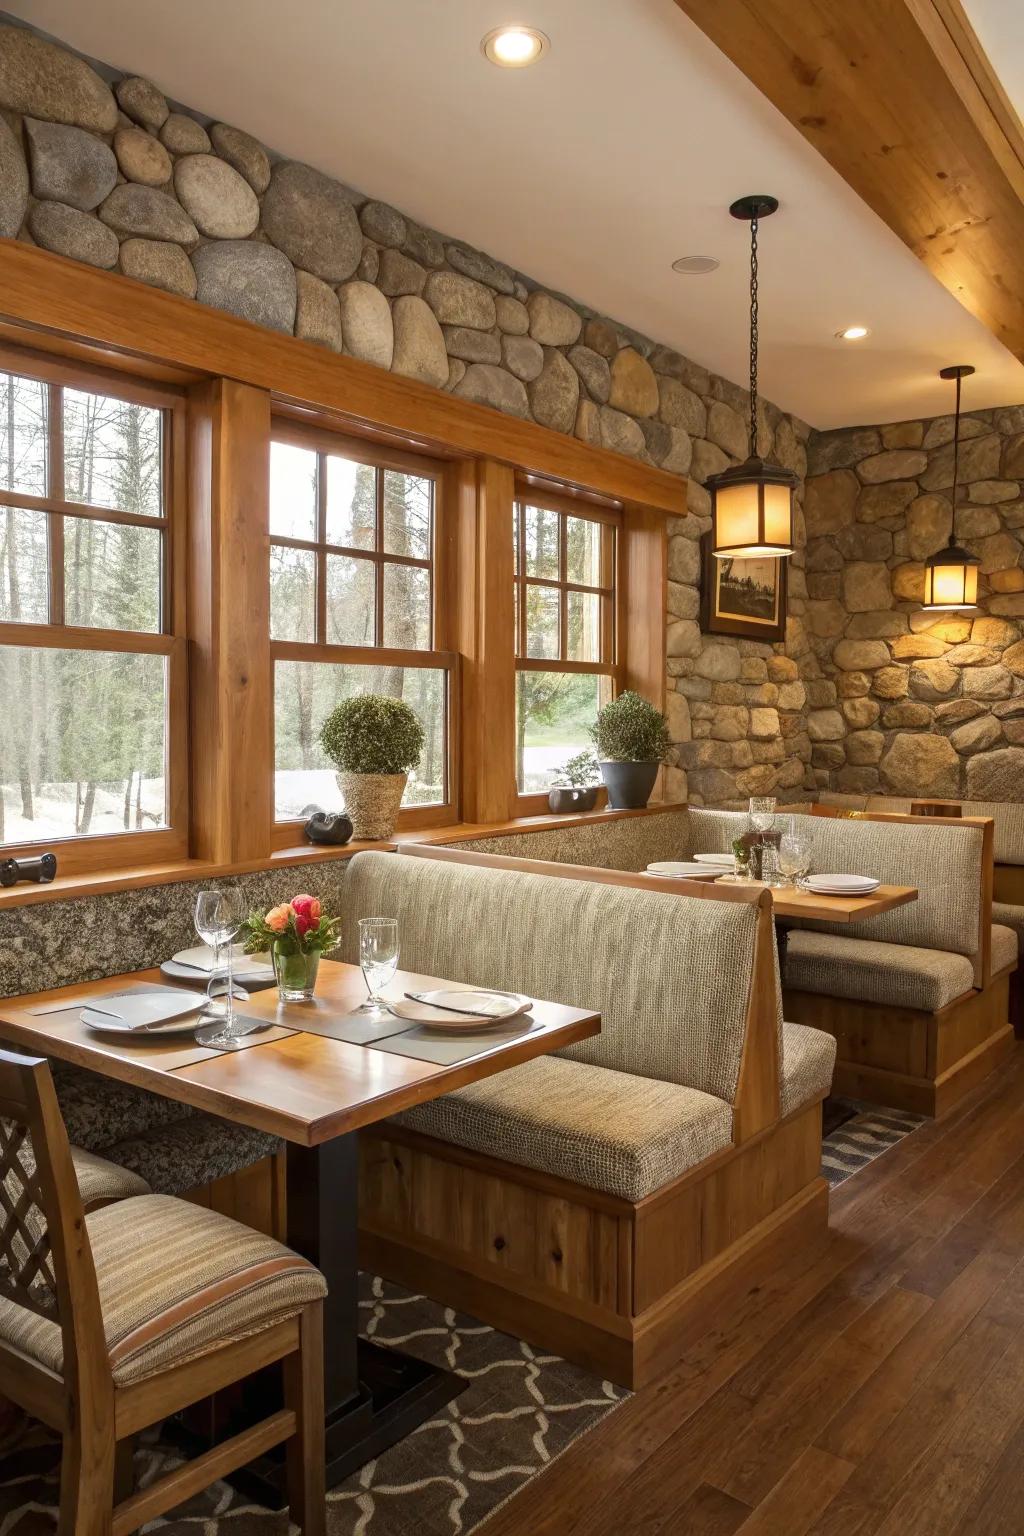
<box><xmin>481</xmin><ymin>26</ymin><xmax>549</xmax><ymax>67</ymax></box>
<box><xmin>836</xmin><ymin>325</ymin><xmax>870</xmax><ymax>340</ymax></box>
<box><xmin>672</xmin><ymin>255</ymin><xmax>720</xmax><ymax>274</ymax></box>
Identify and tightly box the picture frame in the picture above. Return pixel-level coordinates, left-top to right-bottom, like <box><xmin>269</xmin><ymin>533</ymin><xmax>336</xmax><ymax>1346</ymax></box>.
<box><xmin>699</xmin><ymin>531</ymin><xmax>788</xmax><ymax>642</ymax></box>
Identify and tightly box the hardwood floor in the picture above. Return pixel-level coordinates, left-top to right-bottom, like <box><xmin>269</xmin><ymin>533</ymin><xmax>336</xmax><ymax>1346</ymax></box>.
<box><xmin>484</xmin><ymin>1044</ymin><xmax>1024</xmax><ymax>1536</ymax></box>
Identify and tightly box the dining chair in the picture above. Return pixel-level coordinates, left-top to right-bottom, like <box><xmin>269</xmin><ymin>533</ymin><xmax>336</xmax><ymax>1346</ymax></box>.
<box><xmin>0</xmin><ymin>1047</ymin><xmax>326</xmax><ymax>1536</ymax></box>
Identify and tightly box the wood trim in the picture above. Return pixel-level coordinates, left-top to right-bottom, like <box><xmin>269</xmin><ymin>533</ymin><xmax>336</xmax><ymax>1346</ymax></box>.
<box><xmin>0</xmin><ymin>335</ymin><xmax>186</xmax><ymax>409</ymax></box>
<box><xmin>0</xmin><ymin>243</ymin><xmax>686</xmax><ymax>515</ymax></box>
<box><xmin>187</xmin><ymin>378</ymin><xmax>273</xmax><ymax>864</ymax></box>
<box><xmin>732</xmin><ymin>894</ymin><xmax>782</xmax><ymax>1142</ymax></box>
<box><xmin>671</xmin><ymin>0</ymin><xmax>1024</xmax><ymax>362</ymax></box>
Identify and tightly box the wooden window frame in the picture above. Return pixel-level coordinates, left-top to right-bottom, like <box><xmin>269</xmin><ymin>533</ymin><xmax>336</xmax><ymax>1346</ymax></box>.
<box><xmin>268</xmin><ymin>415</ymin><xmax>459</xmax><ymax>847</ymax></box>
<box><xmin>513</xmin><ymin>483</ymin><xmax>623</xmax><ymax>817</ymax></box>
<box><xmin>0</xmin><ymin>343</ymin><xmax>188</xmax><ymax>876</ymax></box>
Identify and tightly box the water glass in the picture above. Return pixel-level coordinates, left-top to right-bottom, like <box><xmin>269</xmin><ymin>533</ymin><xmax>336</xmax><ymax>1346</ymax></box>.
<box><xmin>194</xmin><ymin>887</ymin><xmax>246</xmax><ymax>1043</ymax></box>
<box><xmin>778</xmin><ymin>821</ymin><xmax>815</xmax><ymax>887</ymax></box>
<box><xmin>359</xmin><ymin>917</ymin><xmax>400</xmax><ymax>1015</ymax></box>
<box><xmin>749</xmin><ymin>796</ymin><xmax>777</xmax><ymax>834</ymax></box>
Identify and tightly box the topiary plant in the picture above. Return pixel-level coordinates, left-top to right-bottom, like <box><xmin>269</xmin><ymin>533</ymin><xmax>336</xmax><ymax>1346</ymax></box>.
<box><xmin>590</xmin><ymin>690</ymin><xmax>671</xmax><ymax>763</ymax></box>
<box><xmin>319</xmin><ymin>694</ymin><xmax>425</xmax><ymax>776</ymax></box>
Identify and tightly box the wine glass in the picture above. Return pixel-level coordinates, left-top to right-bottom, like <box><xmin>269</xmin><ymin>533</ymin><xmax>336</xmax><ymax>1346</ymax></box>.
<box><xmin>359</xmin><ymin>917</ymin><xmax>399</xmax><ymax>1015</ymax></box>
<box><xmin>749</xmin><ymin>796</ymin><xmax>777</xmax><ymax>834</ymax></box>
<box><xmin>194</xmin><ymin>888</ymin><xmax>246</xmax><ymax>1043</ymax></box>
<box><xmin>778</xmin><ymin>822</ymin><xmax>815</xmax><ymax>887</ymax></box>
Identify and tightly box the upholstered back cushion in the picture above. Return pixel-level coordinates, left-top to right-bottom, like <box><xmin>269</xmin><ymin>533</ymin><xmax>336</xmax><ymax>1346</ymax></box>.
<box><xmin>342</xmin><ymin>851</ymin><xmax>758</xmax><ymax>1102</ymax></box>
<box><xmin>685</xmin><ymin>809</ymin><xmax>984</xmax><ymax>957</ymax></box>
<box><xmin>961</xmin><ymin>801</ymin><xmax>1024</xmax><ymax>866</ymax></box>
<box><xmin>818</xmin><ymin>793</ymin><xmax>914</xmax><ymax>814</ymax></box>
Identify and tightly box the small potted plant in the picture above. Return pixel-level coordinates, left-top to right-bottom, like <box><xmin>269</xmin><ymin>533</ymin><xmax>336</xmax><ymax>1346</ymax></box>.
<box><xmin>319</xmin><ymin>694</ymin><xmax>425</xmax><ymax>840</ymax></box>
<box><xmin>244</xmin><ymin>894</ymin><xmax>341</xmax><ymax>1001</ymax></box>
<box><xmin>589</xmin><ymin>690</ymin><xmax>671</xmax><ymax>810</ymax></box>
<box><xmin>548</xmin><ymin>750</ymin><xmax>600</xmax><ymax>814</ymax></box>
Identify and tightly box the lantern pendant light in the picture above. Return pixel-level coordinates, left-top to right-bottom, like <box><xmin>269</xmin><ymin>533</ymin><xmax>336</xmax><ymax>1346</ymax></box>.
<box><xmin>709</xmin><ymin>195</ymin><xmax>797</xmax><ymax>560</ymax></box>
<box><xmin>922</xmin><ymin>364</ymin><xmax>980</xmax><ymax>611</ymax></box>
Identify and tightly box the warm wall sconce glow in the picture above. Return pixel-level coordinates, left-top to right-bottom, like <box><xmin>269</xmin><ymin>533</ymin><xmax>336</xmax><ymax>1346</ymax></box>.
<box><xmin>481</xmin><ymin>26</ymin><xmax>549</xmax><ymax>66</ymax></box>
<box><xmin>836</xmin><ymin>325</ymin><xmax>870</xmax><ymax>341</ymax></box>
<box><xmin>921</xmin><ymin>363</ymin><xmax>979</xmax><ymax>613</ymax></box>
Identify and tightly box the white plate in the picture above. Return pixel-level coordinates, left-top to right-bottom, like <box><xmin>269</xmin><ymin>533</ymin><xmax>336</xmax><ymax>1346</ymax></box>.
<box><xmin>692</xmin><ymin>853</ymin><xmax>735</xmax><ymax>867</ymax></box>
<box><xmin>389</xmin><ymin>990</ymin><xmax>533</xmax><ymax>1032</ymax></box>
<box><xmin>173</xmin><ymin>944</ymin><xmax>270</xmax><ymax>973</ymax></box>
<box><xmin>81</xmin><ymin>988</ymin><xmax>208</xmax><ymax>1034</ymax></box>
<box><xmin>646</xmin><ymin>861</ymin><xmax>721</xmax><ymax>880</ymax></box>
<box><xmin>803</xmin><ymin>874</ymin><xmax>880</xmax><ymax>893</ymax></box>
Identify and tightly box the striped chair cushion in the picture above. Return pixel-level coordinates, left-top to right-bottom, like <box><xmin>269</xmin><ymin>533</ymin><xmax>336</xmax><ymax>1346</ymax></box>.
<box><xmin>784</xmin><ymin>931</ymin><xmax>975</xmax><ymax>1012</ymax></box>
<box><xmin>391</xmin><ymin>1055</ymin><xmax>734</xmax><ymax>1201</ymax></box>
<box><xmin>0</xmin><ymin>1195</ymin><xmax>325</xmax><ymax>1385</ymax></box>
<box><xmin>344</xmin><ymin>851</ymin><xmax>760</xmax><ymax>1103</ymax></box>
<box><xmin>780</xmin><ymin>1022</ymin><xmax>836</xmax><ymax>1117</ymax></box>
<box><xmin>71</xmin><ymin>1146</ymin><xmax>150</xmax><ymax>1206</ymax></box>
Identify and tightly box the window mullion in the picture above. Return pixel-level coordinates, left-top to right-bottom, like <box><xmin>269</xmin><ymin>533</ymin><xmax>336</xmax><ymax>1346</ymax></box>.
<box><xmin>315</xmin><ymin>450</ymin><xmax>327</xmax><ymax>645</ymax></box>
<box><xmin>374</xmin><ymin>467</ymin><xmax>384</xmax><ymax>645</ymax></box>
<box><xmin>45</xmin><ymin>383</ymin><xmax>65</xmax><ymax>626</ymax></box>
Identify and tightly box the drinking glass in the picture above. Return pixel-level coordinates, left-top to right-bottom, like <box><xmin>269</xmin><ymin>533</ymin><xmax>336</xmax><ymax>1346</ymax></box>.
<box><xmin>359</xmin><ymin>917</ymin><xmax>400</xmax><ymax>1014</ymax></box>
<box><xmin>194</xmin><ymin>888</ymin><xmax>246</xmax><ymax>1044</ymax></box>
<box><xmin>749</xmin><ymin>796</ymin><xmax>777</xmax><ymax>834</ymax></box>
<box><xmin>778</xmin><ymin>821</ymin><xmax>815</xmax><ymax>887</ymax></box>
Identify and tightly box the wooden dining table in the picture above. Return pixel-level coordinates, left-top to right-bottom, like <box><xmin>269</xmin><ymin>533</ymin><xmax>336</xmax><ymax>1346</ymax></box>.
<box><xmin>0</xmin><ymin>959</ymin><xmax>600</xmax><ymax>1498</ymax></box>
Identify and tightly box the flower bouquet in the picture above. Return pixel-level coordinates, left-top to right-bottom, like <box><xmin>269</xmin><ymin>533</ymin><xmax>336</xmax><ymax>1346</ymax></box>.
<box><xmin>243</xmin><ymin>894</ymin><xmax>342</xmax><ymax>1001</ymax></box>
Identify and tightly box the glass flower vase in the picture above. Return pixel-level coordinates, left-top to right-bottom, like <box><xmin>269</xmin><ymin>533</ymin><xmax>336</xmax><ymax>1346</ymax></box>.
<box><xmin>272</xmin><ymin>943</ymin><xmax>321</xmax><ymax>1002</ymax></box>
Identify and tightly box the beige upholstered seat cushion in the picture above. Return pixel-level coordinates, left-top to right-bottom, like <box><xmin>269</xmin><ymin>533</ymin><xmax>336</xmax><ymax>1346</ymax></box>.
<box><xmin>993</xmin><ymin>903</ymin><xmax>1024</xmax><ymax>952</ymax></box>
<box><xmin>344</xmin><ymin>851</ymin><xmax>759</xmax><ymax>1103</ymax></box>
<box><xmin>687</xmin><ymin>809</ymin><xmax>984</xmax><ymax>958</ymax></box>
<box><xmin>780</xmin><ymin>1022</ymin><xmax>836</xmax><ymax>1116</ymax></box>
<box><xmin>0</xmin><ymin>1195</ymin><xmax>325</xmax><ymax>1385</ymax></box>
<box><xmin>992</xmin><ymin>923</ymin><xmax>1019</xmax><ymax>975</ymax></box>
<box><xmin>784</xmin><ymin>931</ymin><xmax>975</xmax><ymax>1012</ymax></box>
<box><xmin>71</xmin><ymin>1145</ymin><xmax>150</xmax><ymax>1206</ymax></box>
<box><xmin>392</xmin><ymin>1055</ymin><xmax>734</xmax><ymax>1201</ymax></box>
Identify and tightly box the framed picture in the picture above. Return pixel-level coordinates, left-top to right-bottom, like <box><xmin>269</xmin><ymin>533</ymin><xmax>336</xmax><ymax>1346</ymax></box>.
<box><xmin>699</xmin><ymin>531</ymin><xmax>788</xmax><ymax>642</ymax></box>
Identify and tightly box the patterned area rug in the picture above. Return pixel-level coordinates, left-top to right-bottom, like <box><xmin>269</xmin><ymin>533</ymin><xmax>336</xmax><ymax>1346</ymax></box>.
<box><xmin>0</xmin><ymin>1274</ymin><xmax>628</xmax><ymax>1535</ymax></box>
<box><xmin>821</xmin><ymin>1098</ymin><xmax>925</xmax><ymax>1187</ymax></box>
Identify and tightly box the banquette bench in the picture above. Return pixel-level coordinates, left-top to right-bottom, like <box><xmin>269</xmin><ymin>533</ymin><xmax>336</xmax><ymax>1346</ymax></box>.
<box><xmin>349</xmin><ymin>848</ymin><xmax>835</xmax><ymax>1388</ymax></box>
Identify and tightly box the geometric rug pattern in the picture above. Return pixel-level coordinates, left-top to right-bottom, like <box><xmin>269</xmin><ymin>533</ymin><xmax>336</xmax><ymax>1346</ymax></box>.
<box><xmin>0</xmin><ymin>1101</ymin><xmax>923</xmax><ymax>1534</ymax></box>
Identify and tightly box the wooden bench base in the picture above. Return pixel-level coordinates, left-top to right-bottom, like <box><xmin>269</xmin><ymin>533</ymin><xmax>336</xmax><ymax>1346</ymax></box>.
<box><xmin>783</xmin><ymin>972</ymin><xmax>1015</xmax><ymax>1118</ymax></box>
<box><xmin>184</xmin><ymin>1150</ymin><xmax>287</xmax><ymax>1240</ymax></box>
<box><xmin>357</xmin><ymin>1102</ymin><xmax>828</xmax><ymax>1389</ymax></box>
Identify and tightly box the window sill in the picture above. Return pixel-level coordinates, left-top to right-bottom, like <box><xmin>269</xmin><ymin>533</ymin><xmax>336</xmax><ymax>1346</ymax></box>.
<box><xmin>0</xmin><ymin>802</ymin><xmax>687</xmax><ymax>911</ymax></box>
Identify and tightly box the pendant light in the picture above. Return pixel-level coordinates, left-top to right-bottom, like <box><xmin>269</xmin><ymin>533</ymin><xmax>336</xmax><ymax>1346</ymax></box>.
<box><xmin>709</xmin><ymin>195</ymin><xmax>797</xmax><ymax>560</ymax></box>
<box><xmin>922</xmin><ymin>364</ymin><xmax>980</xmax><ymax>611</ymax></box>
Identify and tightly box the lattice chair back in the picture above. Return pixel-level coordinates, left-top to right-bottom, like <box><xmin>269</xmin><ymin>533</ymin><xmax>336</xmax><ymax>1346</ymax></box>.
<box><xmin>0</xmin><ymin>1049</ymin><xmax>102</xmax><ymax>1361</ymax></box>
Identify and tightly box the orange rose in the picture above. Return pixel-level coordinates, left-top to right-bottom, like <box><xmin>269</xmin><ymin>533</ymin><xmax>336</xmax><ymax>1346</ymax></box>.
<box><xmin>265</xmin><ymin>904</ymin><xmax>291</xmax><ymax>934</ymax></box>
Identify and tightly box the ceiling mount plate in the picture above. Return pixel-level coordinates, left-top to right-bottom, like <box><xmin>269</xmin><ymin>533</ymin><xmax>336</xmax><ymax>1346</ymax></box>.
<box><xmin>730</xmin><ymin>194</ymin><xmax>779</xmax><ymax>221</ymax></box>
<box><xmin>939</xmin><ymin>364</ymin><xmax>976</xmax><ymax>380</ymax></box>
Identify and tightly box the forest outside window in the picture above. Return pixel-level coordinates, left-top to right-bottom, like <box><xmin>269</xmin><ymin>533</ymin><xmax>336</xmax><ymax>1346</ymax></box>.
<box><xmin>514</xmin><ymin>493</ymin><xmax>619</xmax><ymax>798</ymax></box>
<box><xmin>269</xmin><ymin>425</ymin><xmax>454</xmax><ymax>831</ymax></box>
<box><xmin>0</xmin><ymin>357</ymin><xmax>185</xmax><ymax>862</ymax></box>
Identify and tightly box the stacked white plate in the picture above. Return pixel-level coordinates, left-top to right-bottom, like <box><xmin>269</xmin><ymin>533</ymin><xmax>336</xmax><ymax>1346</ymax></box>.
<box><xmin>646</xmin><ymin>861</ymin><xmax>721</xmax><ymax>880</ymax></box>
<box><xmin>802</xmin><ymin>873</ymin><xmax>880</xmax><ymax>895</ymax></box>
<box><xmin>692</xmin><ymin>853</ymin><xmax>735</xmax><ymax>868</ymax></box>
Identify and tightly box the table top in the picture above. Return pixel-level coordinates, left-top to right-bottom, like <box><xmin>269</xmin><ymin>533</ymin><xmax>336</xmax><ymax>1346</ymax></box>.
<box><xmin>767</xmin><ymin>883</ymin><xmax>919</xmax><ymax>923</ymax></box>
<box><xmin>0</xmin><ymin>961</ymin><xmax>600</xmax><ymax>1147</ymax></box>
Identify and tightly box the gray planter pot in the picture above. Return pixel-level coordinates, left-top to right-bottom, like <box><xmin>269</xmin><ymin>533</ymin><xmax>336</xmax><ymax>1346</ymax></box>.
<box><xmin>547</xmin><ymin>786</ymin><xmax>599</xmax><ymax>814</ymax></box>
<box><xmin>599</xmin><ymin>760</ymin><xmax>659</xmax><ymax>810</ymax></box>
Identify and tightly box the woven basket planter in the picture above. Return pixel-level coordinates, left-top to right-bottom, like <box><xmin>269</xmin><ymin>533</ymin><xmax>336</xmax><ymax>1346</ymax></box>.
<box><xmin>336</xmin><ymin>771</ymin><xmax>407</xmax><ymax>840</ymax></box>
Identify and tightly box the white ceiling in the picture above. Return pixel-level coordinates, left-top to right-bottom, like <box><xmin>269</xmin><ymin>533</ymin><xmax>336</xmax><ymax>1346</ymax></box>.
<box><xmin>963</xmin><ymin>0</ymin><xmax>1024</xmax><ymax>118</ymax></box>
<box><xmin>6</xmin><ymin>0</ymin><xmax>1024</xmax><ymax>429</ymax></box>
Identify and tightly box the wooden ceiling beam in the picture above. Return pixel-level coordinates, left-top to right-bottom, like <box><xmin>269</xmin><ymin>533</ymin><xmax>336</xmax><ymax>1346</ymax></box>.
<box><xmin>673</xmin><ymin>0</ymin><xmax>1024</xmax><ymax>362</ymax></box>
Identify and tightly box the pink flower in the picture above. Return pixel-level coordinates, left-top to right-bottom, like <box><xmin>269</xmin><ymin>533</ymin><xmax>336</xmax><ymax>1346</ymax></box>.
<box><xmin>290</xmin><ymin>894</ymin><xmax>321</xmax><ymax>937</ymax></box>
<box><xmin>265</xmin><ymin>904</ymin><xmax>291</xmax><ymax>934</ymax></box>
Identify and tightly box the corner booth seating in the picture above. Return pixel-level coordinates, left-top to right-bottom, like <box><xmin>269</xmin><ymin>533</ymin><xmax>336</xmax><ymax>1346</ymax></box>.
<box><xmin>349</xmin><ymin>849</ymin><xmax>835</xmax><ymax>1388</ymax></box>
<box><xmin>686</xmin><ymin>808</ymin><xmax>1014</xmax><ymax>1117</ymax></box>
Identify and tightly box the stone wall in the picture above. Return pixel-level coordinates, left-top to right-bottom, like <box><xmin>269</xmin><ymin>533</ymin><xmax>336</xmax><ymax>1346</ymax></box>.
<box><xmin>805</xmin><ymin>408</ymin><xmax>1024</xmax><ymax>800</ymax></box>
<box><xmin>0</xmin><ymin>15</ymin><xmax>817</xmax><ymax>809</ymax></box>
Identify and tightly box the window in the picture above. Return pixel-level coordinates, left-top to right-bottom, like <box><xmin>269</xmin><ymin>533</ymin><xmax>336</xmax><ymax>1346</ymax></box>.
<box><xmin>0</xmin><ymin>357</ymin><xmax>185</xmax><ymax>861</ymax></box>
<box><xmin>514</xmin><ymin>491</ymin><xmax>619</xmax><ymax>799</ymax></box>
<box><xmin>269</xmin><ymin>424</ymin><xmax>455</xmax><ymax>833</ymax></box>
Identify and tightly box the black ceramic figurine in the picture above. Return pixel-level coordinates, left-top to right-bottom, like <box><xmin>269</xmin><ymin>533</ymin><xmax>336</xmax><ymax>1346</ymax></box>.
<box><xmin>303</xmin><ymin>809</ymin><xmax>354</xmax><ymax>846</ymax></box>
<box><xmin>0</xmin><ymin>852</ymin><xmax>58</xmax><ymax>887</ymax></box>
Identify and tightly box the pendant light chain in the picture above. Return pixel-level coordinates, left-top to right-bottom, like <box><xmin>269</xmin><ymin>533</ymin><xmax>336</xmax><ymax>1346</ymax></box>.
<box><xmin>748</xmin><ymin>213</ymin><xmax>759</xmax><ymax>457</ymax></box>
<box><xmin>951</xmin><ymin>367</ymin><xmax>962</xmax><ymax>516</ymax></box>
